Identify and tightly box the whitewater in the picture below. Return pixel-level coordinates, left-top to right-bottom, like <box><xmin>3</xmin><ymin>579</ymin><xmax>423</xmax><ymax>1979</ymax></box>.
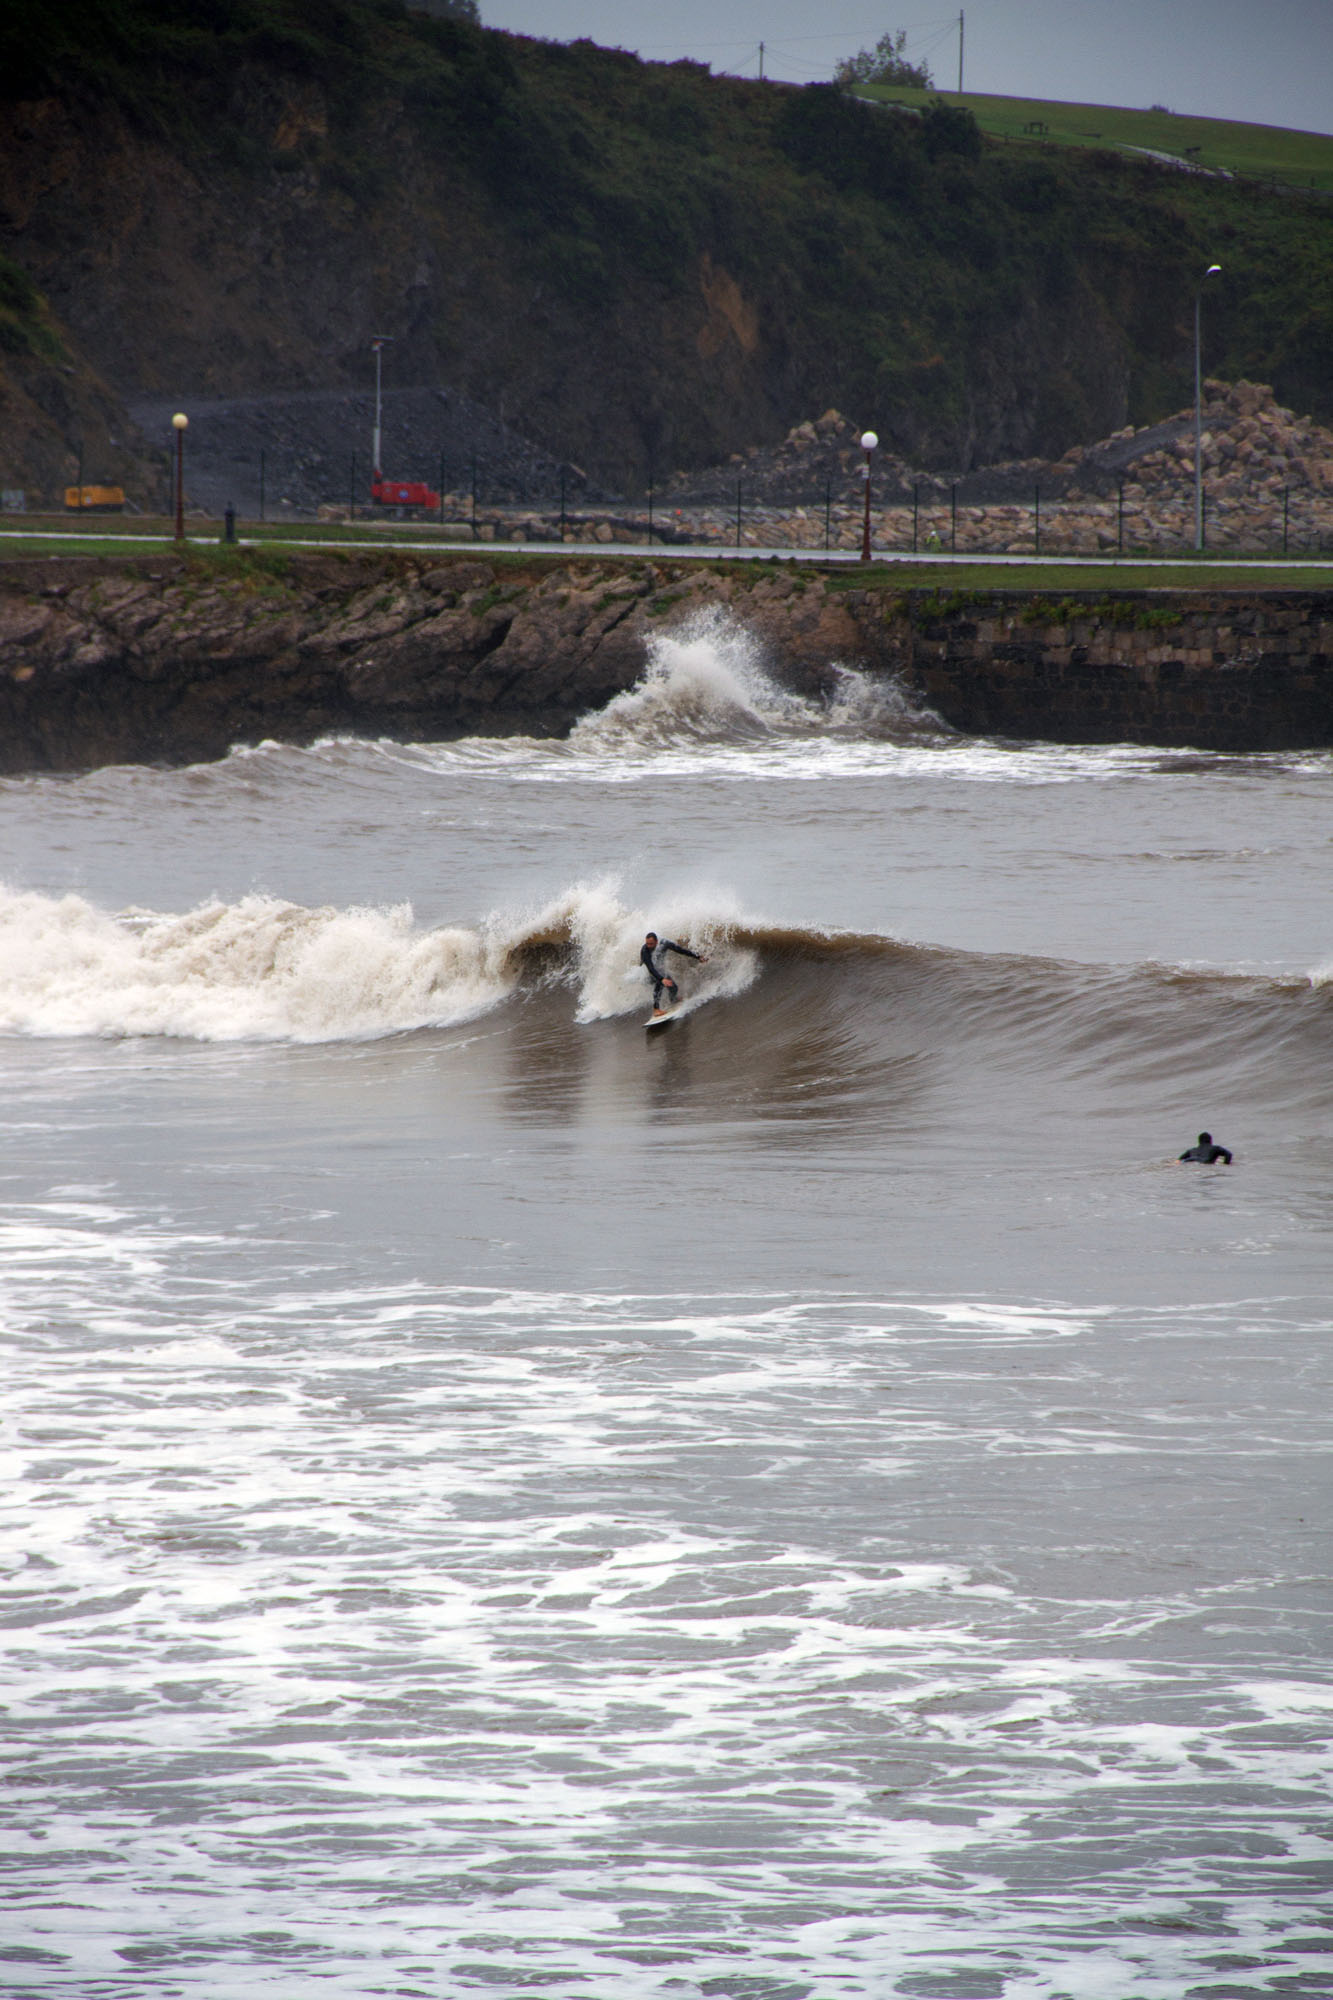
<box><xmin>0</xmin><ymin>610</ymin><xmax>1330</xmax><ymax>2000</ymax></box>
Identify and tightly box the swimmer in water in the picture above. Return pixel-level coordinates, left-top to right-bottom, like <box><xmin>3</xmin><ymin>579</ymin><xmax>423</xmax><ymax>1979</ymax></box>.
<box><xmin>1179</xmin><ymin>1131</ymin><xmax>1233</xmax><ymax>1164</ymax></box>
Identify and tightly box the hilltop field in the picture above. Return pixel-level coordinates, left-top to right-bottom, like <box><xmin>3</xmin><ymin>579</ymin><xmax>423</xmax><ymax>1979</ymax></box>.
<box><xmin>856</xmin><ymin>87</ymin><xmax>1333</xmax><ymax>194</ymax></box>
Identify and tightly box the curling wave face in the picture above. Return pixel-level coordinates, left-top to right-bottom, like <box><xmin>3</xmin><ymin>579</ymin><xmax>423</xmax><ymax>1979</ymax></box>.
<box><xmin>2</xmin><ymin>883</ymin><xmax>1330</xmax><ymax>1147</ymax></box>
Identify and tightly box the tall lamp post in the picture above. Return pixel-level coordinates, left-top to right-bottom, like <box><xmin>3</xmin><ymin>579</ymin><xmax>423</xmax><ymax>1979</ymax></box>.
<box><xmin>859</xmin><ymin>429</ymin><xmax>878</xmax><ymax>563</ymax></box>
<box><xmin>172</xmin><ymin>412</ymin><xmax>188</xmax><ymax>543</ymax></box>
<box><xmin>1194</xmin><ymin>263</ymin><xmax>1221</xmax><ymax>551</ymax></box>
<box><xmin>370</xmin><ymin>334</ymin><xmax>393</xmax><ymax>481</ymax></box>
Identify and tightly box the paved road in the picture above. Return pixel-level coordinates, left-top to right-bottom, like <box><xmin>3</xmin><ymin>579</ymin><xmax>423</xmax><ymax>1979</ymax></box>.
<box><xmin>1</xmin><ymin>528</ymin><xmax>1331</xmax><ymax>573</ymax></box>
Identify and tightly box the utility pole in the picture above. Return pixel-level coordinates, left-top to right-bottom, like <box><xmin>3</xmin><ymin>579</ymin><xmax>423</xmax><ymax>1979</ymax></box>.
<box><xmin>370</xmin><ymin>334</ymin><xmax>393</xmax><ymax>480</ymax></box>
<box><xmin>958</xmin><ymin>11</ymin><xmax>965</xmax><ymax>94</ymax></box>
<box><xmin>758</xmin><ymin>41</ymin><xmax>764</xmax><ymax>81</ymax></box>
<box><xmin>1194</xmin><ymin>264</ymin><xmax>1221</xmax><ymax>551</ymax></box>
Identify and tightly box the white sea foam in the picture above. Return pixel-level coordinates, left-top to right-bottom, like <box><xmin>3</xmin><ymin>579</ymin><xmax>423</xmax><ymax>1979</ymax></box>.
<box><xmin>2</xmin><ymin>1247</ymin><xmax>1329</xmax><ymax>1999</ymax></box>
<box><xmin>0</xmin><ymin>880</ymin><xmax>759</xmax><ymax>1042</ymax></box>
<box><xmin>0</xmin><ymin>885</ymin><xmax>511</xmax><ymax>1041</ymax></box>
<box><xmin>567</xmin><ymin>607</ymin><xmax>818</xmax><ymax>751</ymax></box>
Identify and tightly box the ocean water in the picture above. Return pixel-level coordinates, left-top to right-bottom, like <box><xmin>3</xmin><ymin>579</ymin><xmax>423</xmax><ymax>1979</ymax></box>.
<box><xmin>0</xmin><ymin>610</ymin><xmax>1330</xmax><ymax>2000</ymax></box>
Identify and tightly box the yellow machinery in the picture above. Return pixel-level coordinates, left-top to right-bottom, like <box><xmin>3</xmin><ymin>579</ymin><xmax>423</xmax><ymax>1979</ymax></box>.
<box><xmin>64</xmin><ymin>485</ymin><xmax>126</xmax><ymax>512</ymax></box>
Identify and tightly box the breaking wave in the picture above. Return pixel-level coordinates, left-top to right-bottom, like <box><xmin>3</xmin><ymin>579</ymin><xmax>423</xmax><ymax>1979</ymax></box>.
<box><xmin>1</xmin><ymin>881</ymin><xmax>1330</xmax><ymax>1142</ymax></box>
<box><xmin>0</xmin><ymin>881</ymin><xmax>753</xmax><ymax>1043</ymax></box>
<box><xmin>566</xmin><ymin>606</ymin><xmax>941</xmax><ymax>753</ymax></box>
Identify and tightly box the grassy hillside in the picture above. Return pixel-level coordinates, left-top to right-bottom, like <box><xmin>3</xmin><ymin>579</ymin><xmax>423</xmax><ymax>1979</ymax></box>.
<box><xmin>1</xmin><ymin>2</ymin><xmax>1332</xmax><ymax>497</ymax></box>
<box><xmin>857</xmin><ymin>87</ymin><xmax>1333</xmax><ymax>193</ymax></box>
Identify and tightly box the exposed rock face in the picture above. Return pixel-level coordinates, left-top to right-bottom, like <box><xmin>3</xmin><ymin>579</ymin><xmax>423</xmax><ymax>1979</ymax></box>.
<box><xmin>0</xmin><ymin>553</ymin><xmax>862</xmax><ymax>771</ymax></box>
<box><xmin>1</xmin><ymin>552</ymin><xmax>1330</xmax><ymax>770</ymax></box>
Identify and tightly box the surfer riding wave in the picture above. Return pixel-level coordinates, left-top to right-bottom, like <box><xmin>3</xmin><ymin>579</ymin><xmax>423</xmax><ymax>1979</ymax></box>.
<box><xmin>641</xmin><ymin>931</ymin><xmax>708</xmax><ymax>1015</ymax></box>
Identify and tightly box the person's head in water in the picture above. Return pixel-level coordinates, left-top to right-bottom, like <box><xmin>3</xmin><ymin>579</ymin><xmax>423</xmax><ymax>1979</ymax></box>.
<box><xmin>1198</xmin><ymin>1131</ymin><xmax>1213</xmax><ymax>1146</ymax></box>
<box><xmin>644</xmin><ymin>933</ymin><xmax>657</xmax><ymax>947</ymax></box>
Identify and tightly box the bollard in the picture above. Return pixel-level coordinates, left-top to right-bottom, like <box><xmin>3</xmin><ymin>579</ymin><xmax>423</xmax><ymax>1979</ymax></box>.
<box><xmin>222</xmin><ymin>504</ymin><xmax>236</xmax><ymax>545</ymax></box>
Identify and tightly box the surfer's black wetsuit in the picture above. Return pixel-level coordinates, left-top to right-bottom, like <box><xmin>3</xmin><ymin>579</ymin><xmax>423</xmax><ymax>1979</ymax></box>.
<box><xmin>641</xmin><ymin>937</ymin><xmax>701</xmax><ymax>1011</ymax></box>
<box><xmin>1179</xmin><ymin>1133</ymin><xmax>1233</xmax><ymax>1164</ymax></box>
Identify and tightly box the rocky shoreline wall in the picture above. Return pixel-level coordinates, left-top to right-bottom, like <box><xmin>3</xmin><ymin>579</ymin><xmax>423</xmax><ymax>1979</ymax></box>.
<box><xmin>0</xmin><ymin>550</ymin><xmax>1330</xmax><ymax>772</ymax></box>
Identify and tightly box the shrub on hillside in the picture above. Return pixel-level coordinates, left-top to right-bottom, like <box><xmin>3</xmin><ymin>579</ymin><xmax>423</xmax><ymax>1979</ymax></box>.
<box><xmin>774</xmin><ymin>85</ymin><xmax>919</xmax><ymax>200</ymax></box>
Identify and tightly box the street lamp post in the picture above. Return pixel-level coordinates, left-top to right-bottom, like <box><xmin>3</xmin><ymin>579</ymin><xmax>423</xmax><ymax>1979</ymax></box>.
<box><xmin>370</xmin><ymin>335</ymin><xmax>393</xmax><ymax>482</ymax></box>
<box><xmin>1194</xmin><ymin>264</ymin><xmax>1221</xmax><ymax>552</ymax></box>
<box><xmin>859</xmin><ymin>430</ymin><xmax>878</xmax><ymax>563</ymax></box>
<box><xmin>172</xmin><ymin>412</ymin><xmax>188</xmax><ymax>543</ymax></box>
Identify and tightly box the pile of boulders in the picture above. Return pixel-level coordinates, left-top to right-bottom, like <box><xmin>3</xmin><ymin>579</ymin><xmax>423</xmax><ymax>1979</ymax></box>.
<box><xmin>579</xmin><ymin>381</ymin><xmax>1333</xmax><ymax>553</ymax></box>
<box><xmin>660</xmin><ymin>409</ymin><xmax>919</xmax><ymax>509</ymax></box>
<box><xmin>1041</xmin><ymin>379</ymin><xmax>1331</xmax><ymax>548</ymax></box>
<box><xmin>218</xmin><ymin>380</ymin><xmax>1333</xmax><ymax>555</ymax></box>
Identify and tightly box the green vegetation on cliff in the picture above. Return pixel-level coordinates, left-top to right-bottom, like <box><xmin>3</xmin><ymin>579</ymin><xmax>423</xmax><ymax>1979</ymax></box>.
<box><xmin>2</xmin><ymin>1</ymin><xmax>1332</xmax><ymax>488</ymax></box>
<box><xmin>0</xmin><ymin>251</ymin><xmax>63</xmax><ymax>362</ymax></box>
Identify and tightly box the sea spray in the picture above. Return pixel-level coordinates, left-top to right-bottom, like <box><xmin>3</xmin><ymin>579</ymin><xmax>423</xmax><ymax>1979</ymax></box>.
<box><xmin>0</xmin><ymin>882</ymin><xmax>759</xmax><ymax>1043</ymax></box>
<box><xmin>0</xmin><ymin>888</ymin><xmax>511</xmax><ymax>1042</ymax></box>
<box><xmin>564</xmin><ymin>882</ymin><xmax>759</xmax><ymax>1022</ymax></box>
<box><xmin>567</xmin><ymin>606</ymin><xmax>939</xmax><ymax>754</ymax></box>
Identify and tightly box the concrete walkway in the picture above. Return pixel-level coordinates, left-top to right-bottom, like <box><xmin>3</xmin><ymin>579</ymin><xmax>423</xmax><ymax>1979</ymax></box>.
<box><xmin>3</xmin><ymin>527</ymin><xmax>1333</xmax><ymax>574</ymax></box>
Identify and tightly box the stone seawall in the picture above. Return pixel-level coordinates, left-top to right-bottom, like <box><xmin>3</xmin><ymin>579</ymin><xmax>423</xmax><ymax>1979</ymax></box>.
<box><xmin>0</xmin><ymin>551</ymin><xmax>1329</xmax><ymax>771</ymax></box>
<box><xmin>865</xmin><ymin>589</ymin><xmax>1333</xmax><ymax>750</ymax></box>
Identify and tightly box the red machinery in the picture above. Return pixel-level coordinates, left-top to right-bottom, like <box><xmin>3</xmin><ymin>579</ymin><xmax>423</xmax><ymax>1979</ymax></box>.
<box><xmin>371</xmin><ymin>473</ymin><xmax>440</xmax><ymax>512</ymax></box>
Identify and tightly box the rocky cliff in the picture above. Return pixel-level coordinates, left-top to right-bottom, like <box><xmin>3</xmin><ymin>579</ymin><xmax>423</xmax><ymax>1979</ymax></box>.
<box><xmin>1</xmin><ymin>550</ymin><xmax>1329</xmax><ymax>769</ymax></box>
<box><xmin>2</xmin><ymin>3</ymin><xmax>1331</xmax><ymax>509</ymax></box>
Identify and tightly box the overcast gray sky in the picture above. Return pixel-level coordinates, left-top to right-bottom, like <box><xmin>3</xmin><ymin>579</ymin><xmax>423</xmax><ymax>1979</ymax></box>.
<box><xmin>478</xmin><ymin>1</ymin><xmax>1333</xmax><ymax>136</ymax></box>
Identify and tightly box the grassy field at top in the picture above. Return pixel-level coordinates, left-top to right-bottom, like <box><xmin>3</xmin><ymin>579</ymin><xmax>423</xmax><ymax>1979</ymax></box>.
<box><xmin>856</xmin><ymin>86</ymin><xmax>1333</xmax><ymax>192</ymax></box>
